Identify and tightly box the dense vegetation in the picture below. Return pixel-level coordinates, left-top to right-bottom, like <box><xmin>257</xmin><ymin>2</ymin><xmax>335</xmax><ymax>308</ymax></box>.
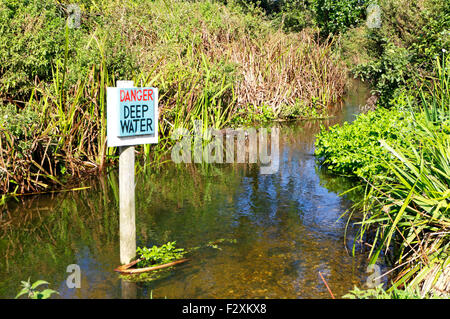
<box><xmin>317</xmin><ymin>58</ymin><xmax>450</xmax><ymax>297</ymax></box>
<box><xmin>136</xmin><ymin>242</ymin><xmax>186</xmax><ymax>268</ymax></box>
<box><xmin>0</xmin><ymin>0</ymin><xmax>346</xmax><ymax>197</ymax></box>
<box><xmin>315</xmin><ymin>107</ymin><xmax>413</xmax><ymax>178</ymax></box>
<box><xmin>248</xmin><ymin>0</ymin><xmax>449</xmax><ymax>104</ymax></box>
<box><xmin>1</xmin><ymin>0</ymin><xmax>449</xmax><ymax>298</ymax></box>
<box><xmin>313</xmin><ymin>0</ymin><xmax>449</xmax><ymax>298</ymax></box>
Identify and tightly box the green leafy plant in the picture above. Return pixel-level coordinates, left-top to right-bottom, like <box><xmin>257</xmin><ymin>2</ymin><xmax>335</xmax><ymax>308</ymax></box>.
<box><xmin>353</xmin><ymin>118</ymin><xmax>450</xmax><ymax>294</ymax></box>
<box><xmin>347</xmin><ymin>0</ymin><xmax>450</xmax><ymax>106</ymax></box>
<box><xmin>343</xmin><ymin>58</ymin><xmax>450</xmax><ymax>296</ymax></box>
<box><xmin>123</xmin><ymin>238</ymin><xmax>236</xmax><ymax>282</ymax></box>
<box><xmin>0</xmin><ymin>0</ymin><xmax>347</xmax><ymax>200</ymax></box>
<box><xmin>136</xmin><ymin>241</ymin><xmax>186</xmax><ymax>268</ymax></box>
<box><xmin>315</xmin><ymin>107</ymin><xmax>414</xmax><ymax>179</ymax></box>
<box><xmin>15</xmin><ymin>279</ymin><xmax>59</xmax><ymax>299</ymax></box>
<box><xmin>343</xmin><ymin>284</ymin><xmax>447</xmax><ymax>299</ymax></box>
<box><xmin>354</xmin><ymin>41</ymin><xmax>414</xmax><ymax>106</ymax></box>
<box><xmin>232</xmin><ymin>104</ymin><xmax>275</xmax><ymax>126</ymax></box>
<box><xmin>312</xmin><ymin>0</ymin><xmax>368</xmax><ymax>35</ymax></box>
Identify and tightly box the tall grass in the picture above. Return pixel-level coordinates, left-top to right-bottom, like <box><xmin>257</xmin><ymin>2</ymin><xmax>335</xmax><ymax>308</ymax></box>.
<box><xmin>352</xmin><ymin>56</ymin><xmax>450</xmax><ymax>296</ymax></box>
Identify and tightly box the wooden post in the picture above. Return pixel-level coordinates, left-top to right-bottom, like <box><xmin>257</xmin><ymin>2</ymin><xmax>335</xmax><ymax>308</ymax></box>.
<box><xmin>121</xmin><ymin>279</ymin><xmax>137</xmax><ymax>299</ymax></box>
<box><xmin>117</xmin><ymin>80</ymin><xmax>136</xmax><ymax>265</ymax></box>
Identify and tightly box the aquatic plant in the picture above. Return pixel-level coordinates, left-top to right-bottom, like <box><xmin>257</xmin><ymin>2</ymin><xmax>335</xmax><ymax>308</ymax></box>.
<box><xmin>15</xmin><ymin>279</ymin><xmax>58</xmax><ymax>299</ymax></box>
<box><xmin>136</xmin><ymin>242</ymin><xmax>186</xmax><ymax>268</ymax></box>
<box><xmin>356</xmin><ymin>119</ymin><xmax>450</xmax><ymax>296</ymax></box>
<box><xmin>315</xmin><ymin>107</ymin><xmax>414</xmax><ymax>179</ymax></box>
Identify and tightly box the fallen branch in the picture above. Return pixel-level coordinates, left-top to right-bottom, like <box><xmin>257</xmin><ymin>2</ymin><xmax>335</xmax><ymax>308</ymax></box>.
<box><xmin>114</xmin><ymin>258</ymin><xmax>189</xmax><ymax>274</ymax></box>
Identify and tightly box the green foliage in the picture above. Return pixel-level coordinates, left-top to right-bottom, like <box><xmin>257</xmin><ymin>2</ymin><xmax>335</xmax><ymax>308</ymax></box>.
<box><xmin>278</xmin><ymin>98</ymin><xmax>329</xmax><ymax>119</ymax></box>
<box><xmin>354</xmin><ymin>113</ymin><xmax>450</xmax><ymax>294</ymax></box>
<box><xmin>15</xmin><ymin>278</ymin><xmax>58</xmax><ymax>299</ymax></box>
<box><xmin>270</xmin><ymin>0</ymin><xmax>316</xmax><ymax>32</ymax></box>
<box><xmin>0</xmin><ymin>104</ymin><xmax>40</xmax><ymax>158</ymax></box>
<box><xmin>333</xmin><ymin>57</ymin><xmax>450</xmax><ymax>296</ymax></box>
<box><xmin>123</xmin><ymin>238</ymin><xmax>236</xmax><ymax>282</ymax></box>
<box><xmin>378</xmin><ymin>0</ymin><xmax>450</xmax><ymax>68</ymax></box>
<box><xmin>343</xmin><ymin>284</ymin><xmax>446</xmax><ymax>299</ymax></box>
<box><xmin>0</xmin><ymin>0</ymin><xmax>135</xmax><ymax>101</ymax></box>
<box><xmin>0</xmin><ymin>0</ymin><xmax>348</xmax><ymax>197</ymax></box>
<box><xmin>230</xmin><ymin>0</ymin><xmax>368</xmax><ymax>34</ymax></box>
<box><xmin>0</xmin><ymin>0</ymin><xmax>67</xmax><ymax>100</ymax></box>
<box><xmin>354</xmin><ymin>41</ymin><xmax>413</xmax><ymax>105</ymax></box>
<box><xmin>232</xmin><ymin>104</ymin><xmax>275</xmax><ymax>126</ymax></box>
<box><xmin>136</xmin><ymin>241</ymin><xmax>186</xmax><ymax>268</ymax></box>
<box><xmin>346</xmin><ymin>0</ymin><xmax>450</xmax><ymax>105</ymax></box>
<box><xmin>312</xmin><ymin>0</ymin><xmax>368</xmax><ymax>35</ymax></box>
<box><xmin>315</xmin><ymin>107</ymin><xmax>413</xmax><ymax>178</ymax></box>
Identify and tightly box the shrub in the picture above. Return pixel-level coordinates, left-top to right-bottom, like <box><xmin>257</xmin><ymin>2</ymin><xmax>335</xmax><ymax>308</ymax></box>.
<box><xmin>353</xmin><ymin>41</ymin><xmax>414</xmax><ymax>105</ymax></box>
<box><xmin>268</xmin><ymin>0</ymin><xmax>316</xmax><ymax>32</ymax></box>
<box><xmin>0</xmin><ymin>0</ymin><xmax>67</xmax><ymax>101</ymax></box>
<box><xmin>312</xmin><ymin>0</ymin><xmax>368</xmax><ymax>35</ymax></box>
<box><xmin>315</xmin><ymin>107</ymin><xmax>414</xmax><ymax>179</ymax></box>
<box><xmin>378</xmin><ymin>0</ymin><xmax>450</xmax><ymax>67</ymax></box>
<box><xmin>344</xmin><ymin>0</ymin><xmax>450</xmax><ymax>105</ymax></box>
<box><xmin>0</xmin><ymin>0</ymin><xmax>138</xmax><ymax>102</ymax></box>
<box><xmin>0</xmin><ymin>104</ymin><xmax>39</xmax><ymax>158</ymax></box>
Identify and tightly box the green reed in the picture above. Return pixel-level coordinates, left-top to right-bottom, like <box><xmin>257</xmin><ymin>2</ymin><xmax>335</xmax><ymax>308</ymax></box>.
<box><xmin>350</xmin><ymin>56</ymin><xmax>450</xmax><ymax>295</ymax></box>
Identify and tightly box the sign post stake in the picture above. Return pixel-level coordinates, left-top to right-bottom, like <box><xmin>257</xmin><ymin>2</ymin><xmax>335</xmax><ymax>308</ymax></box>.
<box><xmin>117</xmin><ymin>80</ymin><xmax>136</xmax><ymax>265</ymax></box>
<box><xmin>107</xmin><ymin>80</ymin><xmax>158</xmax><ymax>265</ymax></box>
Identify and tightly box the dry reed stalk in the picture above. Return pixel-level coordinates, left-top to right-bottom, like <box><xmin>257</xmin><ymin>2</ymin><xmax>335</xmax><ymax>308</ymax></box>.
<box><xmin>229</xmin><ymin>30</ymin><xmax>346</xmax><ymax>115</ymax></box>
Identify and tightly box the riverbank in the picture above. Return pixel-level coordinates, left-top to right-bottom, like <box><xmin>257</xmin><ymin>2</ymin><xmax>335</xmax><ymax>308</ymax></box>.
<box><xmin>315</xmin><ymin>55</ymin><xmax>450</xmax><ymax>297</ymax></box>
<box><xmin>309</xmin><ymin>0</ymin><xmax>450</xmax><ymax>297</ymax></box>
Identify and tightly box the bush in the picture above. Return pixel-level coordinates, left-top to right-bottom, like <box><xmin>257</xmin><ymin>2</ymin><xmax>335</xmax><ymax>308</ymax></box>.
<box><xmin>0</xmin><ymin>0</ymin><xmax>138</xmax><ymax>102</ymax></box>
<box><xmin>353</xmin><ymin>41</ymin><xmax>414</xmax><ymax>105</ymax></box>
<box><xmin>312</xmin><ymin>0</ymin><xmax>368</xmax><ymax>35</ymax></box>
<box><xmin>0</xmin><ymin>0</ymin><xmax>67</xmax><ymax>100</ymax></box>
<box><xmin>343</xmin><ymin>0</ymin><xmax>450</xmax><ymax>105</ymax></box>
<box><xmin>269</xmin><ymin>0</ymin><xmax>316</xmax><ymax>32</ymax></box>
<box><xmin>378</xmin><ymin>0</ymin><xmax>450</xmax><ymax>67</ymax></box>
<box><xmin>315</xmin><ymin>107</ymin><xmax>414</xmax><ymax>179</ymax></box>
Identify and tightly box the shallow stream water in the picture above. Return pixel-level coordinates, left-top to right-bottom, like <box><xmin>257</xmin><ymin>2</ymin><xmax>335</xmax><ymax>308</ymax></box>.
<box><xmin>0</xmin><ymin>81</ymin><xmax>382</xmax><ymax>299</ymax></box>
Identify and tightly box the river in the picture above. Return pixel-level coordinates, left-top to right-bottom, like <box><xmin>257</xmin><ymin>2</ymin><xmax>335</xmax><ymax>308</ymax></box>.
<box><xmin>0</xmin><ymin>81</ymin><xmax>386</xmax><ymax>298</ymax></box>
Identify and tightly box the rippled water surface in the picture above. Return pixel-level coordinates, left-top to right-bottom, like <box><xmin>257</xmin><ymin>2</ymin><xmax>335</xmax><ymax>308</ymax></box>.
<box><xmin>0</xmin><ymin>82</ymin><xmax>379</xmax><ymax>298</ymax></box>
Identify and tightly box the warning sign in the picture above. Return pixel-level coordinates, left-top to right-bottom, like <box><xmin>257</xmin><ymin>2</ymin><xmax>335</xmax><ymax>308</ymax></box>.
<box><xmin>119</xmin><ymin>88</ymin><xmax>155</xmax><ymax>137</ymax></box>
<box><xmin>107</xmin><ymin>86</ymin><xmax>158</xmax><ymax>147</ymax></box>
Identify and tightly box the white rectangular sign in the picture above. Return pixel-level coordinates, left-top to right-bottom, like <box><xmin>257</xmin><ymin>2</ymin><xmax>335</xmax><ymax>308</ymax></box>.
<box><xmin>107</xmin><ymin>87</ymin><xmax>159</xmax><ymax>147</ymax></box>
